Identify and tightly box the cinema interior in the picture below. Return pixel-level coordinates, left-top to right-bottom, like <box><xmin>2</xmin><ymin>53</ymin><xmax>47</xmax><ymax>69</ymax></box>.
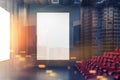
<box><xmin>0</xmin><ymin>0</ymin><xmax>120</xmax><ymax>80</ymax></box>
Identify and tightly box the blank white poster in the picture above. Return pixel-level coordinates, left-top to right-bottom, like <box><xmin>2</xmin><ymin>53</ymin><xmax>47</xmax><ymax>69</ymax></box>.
<box><xmin>37</xmin><ymin>13</ymin><xmax>69</xmax><ymax>60</ymax></box>
<box><xmin>0</xmin><ymin>7</ymin><xmax>10</xmax><ymax>61</ymax></box>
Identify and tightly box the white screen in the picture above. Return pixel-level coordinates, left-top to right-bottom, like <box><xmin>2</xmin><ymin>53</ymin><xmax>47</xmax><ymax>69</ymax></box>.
<box><xmin>0</xmin><ymin>7</ymin><xmax>10</xmax><ymax>61</ymax></box>
<box><xmin>37</xmin><ymin>13</ymin><xmax>69</xmax><ymax>60</ymax></box>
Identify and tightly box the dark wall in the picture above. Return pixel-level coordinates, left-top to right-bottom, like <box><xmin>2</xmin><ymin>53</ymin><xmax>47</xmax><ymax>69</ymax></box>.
<box><xmin>27</xmin><ymin>4</ymin><xmax>80</xmax><ymax>47</ymax></box>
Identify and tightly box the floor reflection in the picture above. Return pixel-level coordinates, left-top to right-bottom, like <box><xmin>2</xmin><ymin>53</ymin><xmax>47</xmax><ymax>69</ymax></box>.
<box><xmin>12</xmin><ymin>66</ymin><xmax>84</xmax><ymax>80</ymax></box>
<box><xmin>36</xmin><ymin>67</ymin><xmax>69</xmax><ymax>80</ymax></box>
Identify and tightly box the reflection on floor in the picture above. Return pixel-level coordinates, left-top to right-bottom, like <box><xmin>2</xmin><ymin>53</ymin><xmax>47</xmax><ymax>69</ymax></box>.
<box><xmin>12</xmin><ymin>66</ymin><xmax>85</xmax><ymax>80</ymax></box>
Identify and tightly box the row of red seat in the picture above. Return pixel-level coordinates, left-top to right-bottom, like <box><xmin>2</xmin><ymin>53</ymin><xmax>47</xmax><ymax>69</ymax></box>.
<box><xmin>76</xmin><ymin>48</ymin><xmax>120</xmax><ymax>80</ymax></box>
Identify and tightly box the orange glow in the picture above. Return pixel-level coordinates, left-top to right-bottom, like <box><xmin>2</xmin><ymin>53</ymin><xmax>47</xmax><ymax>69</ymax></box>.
<box><xmin>89</xmin><ymin>70</ymin><xmax>96</xmax><ymax>74</ymax></box>
<box><xmin>15</xmin><ymin>55</ymin><xmax>21</xmax><ymax>58</ymax></box>
<box><xmin>10</xmin><ymin>14</ymin><xmax>20</xmax><ymax>52</ymax></box>
<box><xmin>10</xmin><ymin>50</ymin><xmax>14</xmax><ymax>53</ymax></box>
<box><xmin>97</xmin><ymin>76</ymin><xmax>108</xmax><ymax>80</ymax></box>
<box><xmin>19</xmin><ymin>57</ymin><xmax>25</xmax><ymax>62</ymax></box>
<box><xmin>70</xmin><ymin>57</ymin><xmax>77</xmax><ymax>60</ymax></box>
<box><xmin>20</xmin><ymin>51</ymin><xmax>26</xmax><ymax>54</ymax></box>
<box><xmin>102</xmin><ymin>78</ymin><xmax>108</xmax><ymax>80</ymax></box>
<box><xmin>46</xmin><ymin>70</ymin><xmax>53</xmax><ymax>74</ymax></box>
<box><xmin>97</xmin><ymin>75</ymin><xmax>104</xmax><ymax>79</ymax></box>
<box><xmin>49</xmin><ymin>72</ymin><xmax>56</xmax><ymax>77</ymax></box>
<box><xmin>38</xmin><ymin>64</ymin><xmax>46</xmax><ymax>68</ymax></box>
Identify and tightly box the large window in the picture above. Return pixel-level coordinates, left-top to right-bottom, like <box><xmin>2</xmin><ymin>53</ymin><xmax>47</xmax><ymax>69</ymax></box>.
<box><xmin>37</xmin><ymin>13</ymin><xmax>69</xmax><ymax>60</ymax></box>
<box><xmin>0</xmin><ymin>7</ymin><xmax>10</xmax><ymax>61</ymax></box>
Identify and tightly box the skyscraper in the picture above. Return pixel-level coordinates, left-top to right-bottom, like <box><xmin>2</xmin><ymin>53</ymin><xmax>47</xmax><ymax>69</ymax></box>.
<box><xmin>80</xmin><ymin>0</ymin><xmax>120</xmax><ymax>60</ymax></box>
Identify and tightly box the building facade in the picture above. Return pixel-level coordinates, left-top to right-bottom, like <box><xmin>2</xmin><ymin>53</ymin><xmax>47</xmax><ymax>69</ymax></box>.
<box><xmin>80</xmin><ymin>0</ymin><xmax>120</xmax><ymax>60</ymax></box>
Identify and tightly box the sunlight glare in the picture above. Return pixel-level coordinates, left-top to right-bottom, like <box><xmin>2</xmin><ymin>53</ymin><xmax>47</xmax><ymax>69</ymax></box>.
<box><xmin>0</xmin><ymin>7</ymin><xmax>10</xmax><ymax>61</ymax></box>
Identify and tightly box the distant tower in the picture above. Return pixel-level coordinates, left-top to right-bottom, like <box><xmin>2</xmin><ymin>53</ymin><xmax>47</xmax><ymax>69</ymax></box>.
<box><xmin>100</xmin><ymin>0</ymin><xmax>120</xmax><ymax>52</ymax></box>
<box><xmin>80</xmin><ymin>0</ymin><xmax>120</xmax><ymax>60</ymax></box>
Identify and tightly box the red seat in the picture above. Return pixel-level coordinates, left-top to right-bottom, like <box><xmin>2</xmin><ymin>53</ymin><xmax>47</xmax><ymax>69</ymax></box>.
<box><xmin>76</xmin><ymin>48</ymin><xmax>120</xmax><ymax>80</ymax></box>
